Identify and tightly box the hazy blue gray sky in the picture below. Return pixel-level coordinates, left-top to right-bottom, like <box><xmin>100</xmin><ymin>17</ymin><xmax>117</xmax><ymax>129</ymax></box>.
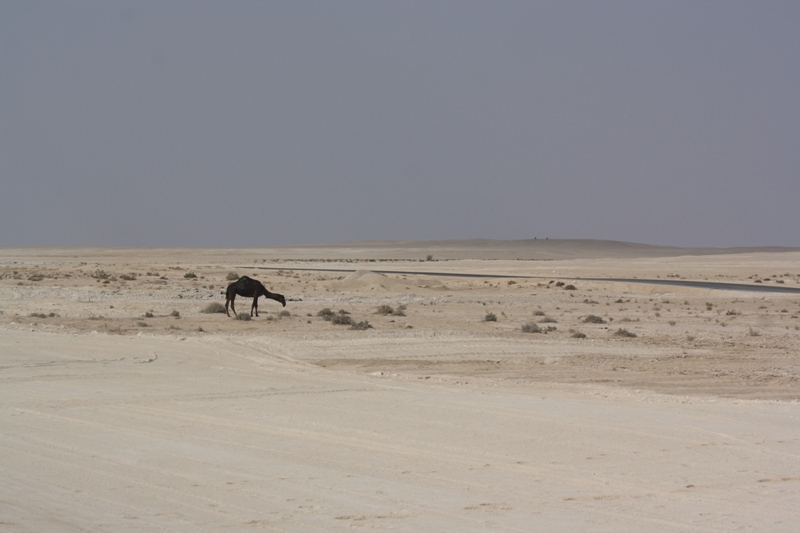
<box><xmin>2</xmin><ymin>1</ymin><xmax>798</xmax><ymax>248</ymax></box>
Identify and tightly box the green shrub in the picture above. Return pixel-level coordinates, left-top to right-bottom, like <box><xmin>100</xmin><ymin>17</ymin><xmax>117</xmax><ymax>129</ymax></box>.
<box><xmin>184</xmin><ymin>272</ymin><xmax>197</xmax><ymax>279</ymax></box>
<box><xmin>236</xmin><ymin>313</ymin><xmax>251</xmax><ymax>321</ymax></box>
<box><xmin>226</xmin><ymin>272</ymin><xmax>240</xmax><ymax>281</ymax></box>
<box><xmin>613</xmin><ymin>328</ymin><xmax>636</xmax><ymax>338</ymax></box>
<box><xmin>583</xmin><ymin>315</ymin><xmax>606</xmax><ymax>324</ymax></box>
<box><xmin>484</xmin><ymin>312</ymin><xmax>497</xmax><ymax>322</ymax></box>
<box><xmin>350</xmin><ymin>320</ymin><xmax>373</xmax><ymax>330</ymax></box>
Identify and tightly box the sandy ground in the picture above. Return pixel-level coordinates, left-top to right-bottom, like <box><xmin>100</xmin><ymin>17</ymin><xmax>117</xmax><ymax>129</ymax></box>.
<box><xmin>2</xmin><ymin>241</ymin><xmax>800</xmax><ymax>531</ymax></box>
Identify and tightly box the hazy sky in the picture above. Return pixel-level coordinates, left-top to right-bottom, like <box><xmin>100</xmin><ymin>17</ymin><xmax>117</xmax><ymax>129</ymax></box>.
<box><xmin>2</xmin><ymin>1</ymin><xmax>798</xmax><ymax>248</ymax></box>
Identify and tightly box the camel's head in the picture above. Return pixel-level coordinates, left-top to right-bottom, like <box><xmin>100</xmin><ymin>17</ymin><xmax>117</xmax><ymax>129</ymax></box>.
<box><xmin>276</xmin><ymin>294</ymin><xmax>286</xmax><ymax>307</ymax></box>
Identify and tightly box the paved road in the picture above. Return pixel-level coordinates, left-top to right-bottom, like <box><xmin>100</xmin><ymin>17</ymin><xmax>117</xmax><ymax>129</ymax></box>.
<box><xmin>242</xmin><ymin>266</ymin><xmax>800</xmax><ymax>294</ymax></box>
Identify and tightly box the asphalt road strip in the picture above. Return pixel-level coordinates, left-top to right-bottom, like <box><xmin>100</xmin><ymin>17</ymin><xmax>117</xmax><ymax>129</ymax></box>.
<box><xmin>239</xmin><ymin>266</ymin><xmax>800</xmax><ymax>294</ymax></box>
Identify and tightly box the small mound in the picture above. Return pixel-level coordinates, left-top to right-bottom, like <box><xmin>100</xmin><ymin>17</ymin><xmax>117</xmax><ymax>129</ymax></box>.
<box><xmin>332</xmin><ymin>270</ymin><xmax>446</xmax><ymax>292</ymax></box>
<box><xmin>343</xmin><ymin>270</ymin><xmax>392</xmax><ymax>284</ymax></box>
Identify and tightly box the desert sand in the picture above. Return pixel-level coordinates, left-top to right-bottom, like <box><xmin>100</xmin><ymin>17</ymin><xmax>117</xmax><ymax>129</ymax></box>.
<box><xmin>2</xmin><ymin>240</ymin><xmax>799</xmax><ymax>532</ymax></box>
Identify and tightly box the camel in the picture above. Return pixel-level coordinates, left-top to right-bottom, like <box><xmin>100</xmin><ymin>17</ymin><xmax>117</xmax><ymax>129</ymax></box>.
<box><xmin>225</xmin><ymin>276</ymin><xmax>286</xmax><ymax>317</ymax></box>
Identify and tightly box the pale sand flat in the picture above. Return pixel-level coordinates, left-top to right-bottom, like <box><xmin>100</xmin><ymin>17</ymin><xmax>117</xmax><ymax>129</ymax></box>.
<box><xmin>2</xmin><ymin>241</ymin><xmax>799</xmax><ymax>531</ymax></box>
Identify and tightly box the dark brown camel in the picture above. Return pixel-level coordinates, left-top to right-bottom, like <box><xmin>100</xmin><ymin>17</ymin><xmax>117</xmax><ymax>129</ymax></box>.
<box><xmin>225</xmin><ymin>276</ymin><xmax>286</xmax><ymax>317</ymax></box>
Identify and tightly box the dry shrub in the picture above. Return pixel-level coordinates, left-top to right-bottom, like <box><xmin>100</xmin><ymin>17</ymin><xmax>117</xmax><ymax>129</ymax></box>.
<box><xmin>202</xmin><ymin>302</ymin><xmax>227</xmax><ymax>314</ymax></box>
<box><xmin>521</xmin><ymin>322</ymin><xmax>541</xmax><ymax>333</ymax></box>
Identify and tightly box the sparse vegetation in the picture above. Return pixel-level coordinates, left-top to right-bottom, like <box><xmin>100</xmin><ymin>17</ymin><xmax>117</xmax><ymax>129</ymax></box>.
<box><xmin>521</xmin><ymin>322</ymin><xmax>542</xmax><ymax>333</ymax></box>
<box><xmin>202</xmin><ymin>302</ymin><xmax>227</xmax><ymax>314</ymax></box>
<box><xmin>14</xmin><ymin>247</ymin><xmax>800</xmax><ymax>404</ymax></box>
<box><xmin>330</xmin><ymin>313</ymin><xmax>353</xmax><ymax>326</ymax></box>
<box><xmin>29</xmin><ymin>312</ymin><xmax>53</xmax><ymax>318</ymax></box>
<box><xmin>317</xmin><ymin>308</ymin><xmax>336</xmax><ymax>320</ymax></box>
<box><xmin>374</xmin><ymin>303</ymin><xmax>407</xmax><ymax>317</ymax></box>
<box><xmin>583</xmin><ymin>315</ymin><xmax>606</xmax><ymax>324</ymax></box>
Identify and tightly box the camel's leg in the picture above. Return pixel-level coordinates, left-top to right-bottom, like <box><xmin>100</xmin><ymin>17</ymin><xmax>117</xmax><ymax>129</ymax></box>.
<box><xmin>227</xmin><ymin>295</ymin><xmax>236</xmax><ymax>317</ymax></box>
<box><xmin>251</xmin><ymin>296</ymin><xmax>258</xmax><ymax>317</ymax></box>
